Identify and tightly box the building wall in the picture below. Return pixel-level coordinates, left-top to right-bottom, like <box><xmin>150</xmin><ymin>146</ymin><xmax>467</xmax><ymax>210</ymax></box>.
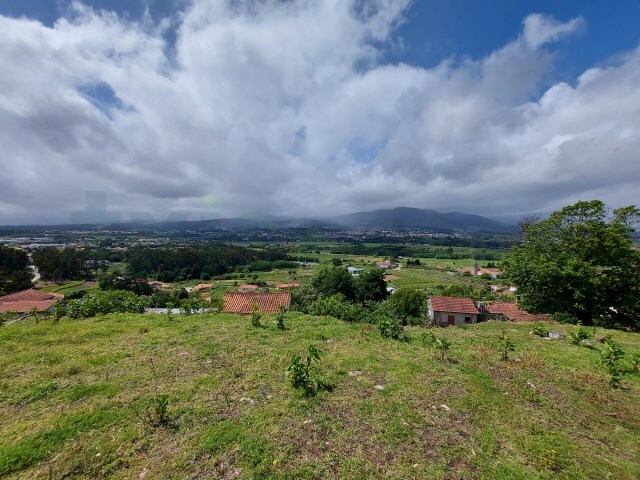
<box><xmin>433</xmin><ymin>311</ymin><xmax>477</xmax><ymax>326</ymax></box>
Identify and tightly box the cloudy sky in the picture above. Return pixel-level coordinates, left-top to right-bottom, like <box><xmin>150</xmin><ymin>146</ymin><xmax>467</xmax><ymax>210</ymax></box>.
<box><xmin>1</xmin><ymin>0</ymin><xmax>639</xmax><ymax>225</ymax></box>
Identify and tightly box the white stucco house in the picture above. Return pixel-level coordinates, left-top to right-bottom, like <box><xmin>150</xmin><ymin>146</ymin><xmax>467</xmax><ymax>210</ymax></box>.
<box><xmin>428</xmin><ymin>296</ymin><xmax>479</xmax><ymax>326</ymax></box>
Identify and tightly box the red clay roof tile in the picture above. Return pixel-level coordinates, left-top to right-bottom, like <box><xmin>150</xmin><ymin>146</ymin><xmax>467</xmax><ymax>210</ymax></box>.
<box><xmin>0</xmin><ymin>289</ymin><xmax>56</xmax><ymax>303</ymax></box>
<box><xmin>0</xmin><ymin>300</ymin><xmax>57</xmax><ymax>313</ymax></box>
<box><xmin>222</xmin><ymin>292</ymin><xmax>291</xmax><ymax>314</ymax></box>
<box><xmin>486</xmin><ymin>302</ymin><xmax>549</xmax><ymax>322</ymax></box>
<box><xmin>429</xmin><ymin>296</ymin><xmax>478</xmax><ymax>315</ymax></box>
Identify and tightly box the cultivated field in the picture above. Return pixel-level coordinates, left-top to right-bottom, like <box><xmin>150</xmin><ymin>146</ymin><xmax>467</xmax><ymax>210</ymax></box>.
<box><xmin>1</xmin><ymin>314</ymin><xmax>639</xmax><ymax>479</ymax></box>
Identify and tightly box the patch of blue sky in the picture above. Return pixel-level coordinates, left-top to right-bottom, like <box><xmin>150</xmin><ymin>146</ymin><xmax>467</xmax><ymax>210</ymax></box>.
<box><xmin>347</xmin><ymin>137</ymin><xmax>389</xmax><ymax>164</ymax></box>
<box><xmin>288</xmin><ymin>126</ymin><xmax>307</xmax><ymax>157</ymax></box>
<box><xmin>78</xmin><ymin>82</ymin><xmax>134</xmax><ymax>120</ymax></box>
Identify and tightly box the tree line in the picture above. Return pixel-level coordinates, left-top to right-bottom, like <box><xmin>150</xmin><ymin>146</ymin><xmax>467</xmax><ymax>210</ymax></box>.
<box><xmin>124</xmin><ymin>244</ymin><xmax>291</xmax><ymax>281</ymax></box>
<box><xmin>0</xmin><ymin>246</ymin><xmax>33</xmax><ymax>295</ymax></box>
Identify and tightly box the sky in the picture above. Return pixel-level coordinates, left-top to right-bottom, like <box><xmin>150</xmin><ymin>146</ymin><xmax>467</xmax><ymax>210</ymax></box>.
<box><xmin>0</xmin><ymin>0</ymin><xmax>639</xmax><ymax>225</ymax></box>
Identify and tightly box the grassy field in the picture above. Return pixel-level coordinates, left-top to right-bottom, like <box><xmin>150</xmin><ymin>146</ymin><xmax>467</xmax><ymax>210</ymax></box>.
<box><xmin>385</xmin><ymin>266</ymin><xmax>493</xmax><ymax>291</ymax></box>
<box><xmin>40</xmin><ymin>281</ymin><xmax>99</xmax><ymax>296</ymax></box>
<box><xmin>1</xmin><ymin>314</ymin><xmax>639</xmax><ymax>479</ymax></box>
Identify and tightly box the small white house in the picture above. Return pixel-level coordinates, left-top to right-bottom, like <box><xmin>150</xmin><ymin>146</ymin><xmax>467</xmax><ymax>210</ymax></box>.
<box><xmin>428</xmin><ymin>296</ymin><xmax>479</xmax><ymax>326</ymax></box>
<box><xmin>347</xmin><ymin>266</ymin><xmax>364</xmax><ymax>276</ymax></box>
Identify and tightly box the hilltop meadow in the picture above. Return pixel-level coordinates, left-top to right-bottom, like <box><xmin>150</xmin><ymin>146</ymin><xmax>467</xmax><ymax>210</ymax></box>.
<box><xmin>1</xmin><ymin>313</ymin><xmax>639</xmax><ymax>479</ymax></box>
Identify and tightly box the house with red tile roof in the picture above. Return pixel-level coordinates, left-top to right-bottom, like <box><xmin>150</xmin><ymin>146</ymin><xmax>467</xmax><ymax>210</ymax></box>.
<box><xmin>485</xmin><ymin>302</ymin><xmax>549</xmax><ymax>323</ymax></box>
<box><xmin>0</xmin><ymin>289</ymin><xmax>60</xmax><ymax>313</ymax></box>
<box><xmin>193</xmin><ymin>283</ymin><xmax>213</xmax><ymax>292</ymax></box>
<box><xmin>222</xmin><ymin>292</ymin><xmax>291</xmax><ymax>314</ymax></box>
<box><xmin>429</xmin><ymin>296</ymin><xmax>479</xmax><ymax>326</ymax></box>
<box><xmin>378</xmin><ymin>259</ymin><xmax>392</xmax><ymax>269</ymax></box>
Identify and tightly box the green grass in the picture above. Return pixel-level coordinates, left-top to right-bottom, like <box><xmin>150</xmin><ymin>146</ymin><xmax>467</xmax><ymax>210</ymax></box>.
<box><xmin>40</xmin><ymin>281</ymin><xmax>100</xmax><ymax>297</ymax></box>
<box><xmin>387</xmin><ymin>265</ymin><xmax>493</xmax><ymax>291</ymax></box>
<box><xmin>1</xmin><ymin>315</ymin><xmax>639</xmax><ymax>479</ymax></box>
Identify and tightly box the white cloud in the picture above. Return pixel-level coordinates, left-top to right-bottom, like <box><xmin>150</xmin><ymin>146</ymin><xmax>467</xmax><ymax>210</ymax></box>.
<box><xmin>0</xmin><ymin>1</ymin><xmax>638</xmax><ymax>224</ymax></box>
<box><xmin>523</xmin><ymin>13</ymin><xmax>584</xmax><ymax>49</ymax></box>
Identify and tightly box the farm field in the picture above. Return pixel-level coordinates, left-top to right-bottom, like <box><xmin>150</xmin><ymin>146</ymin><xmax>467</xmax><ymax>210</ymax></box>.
<box><xmin>1</xmin><ymin>314</ymin><xmax>639</xmax><ymax>479</ymax></box>
<box><xmin>40</xmin><ymin>281</ymin><xmax>99</xmax><ymax>296</ymax></box>
<box><xmin>384</xmin><ymin>266</ymin><xmax>493</xmax><ymax>291</ymax></box>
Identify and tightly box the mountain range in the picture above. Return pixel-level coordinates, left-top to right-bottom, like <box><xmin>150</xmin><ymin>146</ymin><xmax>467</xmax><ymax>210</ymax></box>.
<box><xmin>0</xmin><ymin>207</ymin><xmax>511</xmax><ymax>233</ymax></box>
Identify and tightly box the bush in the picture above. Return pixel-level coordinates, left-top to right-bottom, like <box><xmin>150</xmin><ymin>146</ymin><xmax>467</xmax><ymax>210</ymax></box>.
<box><xmin>377</xmin><ymin>315</ymin><xmax>404</xmax><ymax>340</ymax></box>
<box><xmin>434</xmin><ymin>337</ymin><xmax>452</xmax><ymax>361</ymax></box>
<box><xmin>631</xmin><ymin>352</ymin><xmax>640</xmax><ymax>374</ymax></box>
<box><xmin>568</xmin><ymin>327</ymin><xmax>592</xmax><ymax>345</ymax></box>
<box><xmin>276</xmin><ymin>304</ymin><xmax>286</xmax><ymax>330</ymax></box>
<box><xmin>52</xmin><ymin>303</ymin><xmax>66</xmax><ymax>323</ymax></box>
<box><xmin>420</xmin><ymin>329</ymin><xmax>436</xmax><ymax>347</ymax></box>
<box><xmin>308</xmin><ymin>294</ymin><xmax>367</xmax><ymax>323</ymax></box>
<box><xmin>251</xmin><ymin>303</ymin><xmax>262</xmax><ymax>327</ymax></box>
<box><xmin>530</xmin><ymin>322</ymin><xmax>548</xmax><ymax>337</ymax></box>
<box><xmin>65</xmin><ymin>290</ymin><xmax>147</xmax><ymax>319</ymax></box>
<box><xmin>286</xmin><ymin>345</ymin><xmax>328</xmax><ymax>397</ymax></box>
<box><xmin>291</xmin><ymin>285</ymin><xmax>318</xmax><ymax>312</ymax></box>
<box><xmin>498</xmin><ymin>329</ymin><xmax>516</xmax><ymax>361</ymax></box>
<box><xmin>600</xmin><ymin>338</ymin><xmax>625</xmax><ymax>388</ymax></box>
<box><xmin>385</xmin><ymin>288</ymin><xmax>427</xmax><ymax>325</ymax></box>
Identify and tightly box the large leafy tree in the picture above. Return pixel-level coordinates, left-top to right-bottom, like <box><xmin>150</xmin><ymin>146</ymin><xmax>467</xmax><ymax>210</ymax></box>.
<box><xmin>386</xmin><ymin>288</ymin><xmax>428</xmax><ymax>325</ymax></box>
<box><xmin>504</xmin><ymin>201</ymin><xmax>640</xmax><ymax>328</ymax></box>
<box><xmin>355</xmin><ymin>268</ymin><xmax>389</xmax><ymax>304</ymax></box>
<box><xmin>0</xmin><ymin>246</ymin><xmax>33</xmax><ymax>295</ymax></box>
<box><xmin>312</xmin><ymin>266</ymin><xmax>356</xmax><ymax>301</ymax></box>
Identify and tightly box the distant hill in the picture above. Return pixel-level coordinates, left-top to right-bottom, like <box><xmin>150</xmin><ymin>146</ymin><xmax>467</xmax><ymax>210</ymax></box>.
<box><xmin>0</xmin><ymin>207</ymin><xmax>511</xmax><ymax>233</ymax></box>
<box><xmin>330</xmin><ymin>207</ymin><xmax>510</xmax><ymax>232</ymax></box>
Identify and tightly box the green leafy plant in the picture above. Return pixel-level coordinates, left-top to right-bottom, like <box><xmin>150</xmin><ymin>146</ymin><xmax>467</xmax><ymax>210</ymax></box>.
<box><xmin>377</xmin><ymin>315</ymin><xmax>404</xmax><ymax>340</ymax></box>
<box><xmin>149</xmin><ymin>394</ymin><xmax>170</xmax><ymax>425</ymax></box>
<box><xmin>529</xmin><ymin>322</ymin><xmax>548</xmax><ymax>337</ymax></box>
<box><xmin>600</xmin><ymin>338</ymin><xmax>625</xmax><ymax>388</ymax></box>
<box><xmin>166</xmin><ymin>301</ymin><xmax>175</xmax><ymax>321</ymax></box>
<box><xmin>631</xmin><ymin>351</ymin><xmax>640</xmax><ymax>374</ymax></box>
<box><xmin>286</xmin><ymin>345</ymin><xmax>325</xmax><ymax>397</ymax></box>
<box><xmin>276</xmin><ymin>304</ymin><xmax>286</xmax><ymax>330</ymax></box>
<box><xmin>434</xmin><ymin>337</ymin><xmax>452</xmax><ymax>361</ymax></box>
<box><xmin>568</xmin><ymin>327</ymin><xmax>592</xmax><ymax>346</ymax></box>
<box><xmin>420</xmin><ymin>329</ymin><xmax>436</xmax><ymax>347</ymax></box>
<box><xmin>251</xmin><ymin>302</ymin><xmax>262</xmax><ymax>327</ymax></box>
<box><xmin>498</xmin><ymin>329</ymin><xmax>516</xmax><ymax>361</ymax></box>
<box><xmin>52</xmin><ymin>302</ymin><xmax>66</xmax><ymax>323</ymax></box>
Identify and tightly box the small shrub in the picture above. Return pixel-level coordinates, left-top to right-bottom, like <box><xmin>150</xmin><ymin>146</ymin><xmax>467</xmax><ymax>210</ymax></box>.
<box><xmin>568</xmin><ymin>327</ymin><xmax>592</xmax><ymax>346</ymax></box>
<box><xmin>166</xmin><ymin>301</ymin><xmax>175</xmax><ymax>320</ymax></box>
<box><xmin>434</xmin><ymin>337</ymin><xmax>451</xmax><ymax>361</ymax></box>
<box><xmin>600</xmin><ymin>338</ymin><xmax>625</xmax><ymax>388</ymax></box>
<box><xmin>377</xmin><ymin>316</ymin><xmax>404</xmax><ymax>340</ymax></box>
<box><xmin>251</xmin><ymin>303</ymin><xmax>262</xmax><ymax>327</ymax></box>
<box><xmin>308</xmin><ymin>294</ymin><xmax>367</xmax><ymax>323</ymax></box>
<box><xmin>631</xmin><ymin>352</ymin><xmax>640</xmax><ymax>374</ymax></box>
<box><xmin>498</xmin><ymin>329</ymin><xmax>515</xmax><ymax>361</ymax></box>
<box><xmin>530</xmin><ymin>322</ymin><xmax>548</xmax><ymax>337</ymax></box>
<box><xmin>286</xmin><ymin>345</ymin><xmax>327</xmax><ymax>397</ymax></box>
<box><xmin>150</xmin><ymin>394</ymin><xmax>170</xmax><ymax>425</ymax></box>
<box><xmin>276</xmin><ymin>304</ymin><xmax>286</xmax><ymax>330</ymax></box>
<box><xmin>52</xmin><ymin>302</ymin><xmax>66</xmax><ymax>323</ymax></box>
<box><xmin>420</xmin><ymin>329</ymin><xmax>436</xmax><ymax>347</ymax></box>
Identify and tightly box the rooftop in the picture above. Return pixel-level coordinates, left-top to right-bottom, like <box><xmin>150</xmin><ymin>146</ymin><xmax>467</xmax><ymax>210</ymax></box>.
<box><xmin>486</xmin><ymin>302</ymin><xmax>549</xmax><ymax>322</ymax></box>
<box><xmin>0</xmin><ymin>289</ymin><xmax>60</xmax><ymax>313</ymax></box>
<box><xmin>429</xmin><ymin>296</ymin><xmax>479</xmax><ymax>315</ymax></box>
<box><xmin>222</xmin><ymin>292</ymin><xmax>291</xmax><ymax>314</ymax></box>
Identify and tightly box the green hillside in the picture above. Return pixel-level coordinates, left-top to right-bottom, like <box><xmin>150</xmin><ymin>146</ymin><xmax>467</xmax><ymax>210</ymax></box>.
<box><xmin>1</xmin><ymin>314</ymin><xmax>639</xmax><ymax>479</ymax></box>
